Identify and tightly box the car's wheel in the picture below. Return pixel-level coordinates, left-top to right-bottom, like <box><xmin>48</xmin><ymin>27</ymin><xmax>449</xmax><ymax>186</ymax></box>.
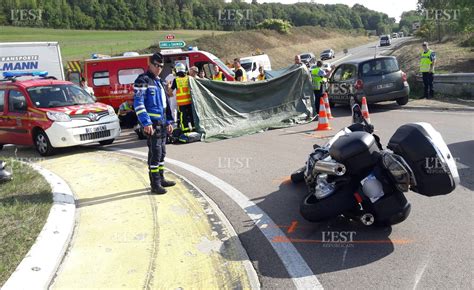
<box><xmin>98</xmin><ymin>139</ymin><xmax>115</xmax><ymax>145</ymax></box>
<box><xmin>34</xmin><ymin>130</ymin><xmax>56</xmax><ymax>156</ymax></box>
<box><xmin>300</xmin><ymin>186</ymin><xmax>356</xmax><ymax>222</ymax></box>
<box><xmin>290</xmin><ymin>166</ymin><xmax>306</xmax><ymax>184</ymax></box>
<box><xmin>396</xmin><ymin>96</ymin><xmax>409</xmax><ymax>106</ymax></box>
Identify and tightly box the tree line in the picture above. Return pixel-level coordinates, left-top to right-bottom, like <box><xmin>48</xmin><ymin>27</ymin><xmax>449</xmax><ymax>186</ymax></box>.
<box><xmin>1</xmin><ymin>0</ymin><xmax>395</xmax><ymax>33</ymax></box>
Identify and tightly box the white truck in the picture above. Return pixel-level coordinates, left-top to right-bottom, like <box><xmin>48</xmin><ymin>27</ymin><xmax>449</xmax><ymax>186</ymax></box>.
<box><xmin>0</xmin><ymin>42</ymin><xmax>65</xmax><ymax>80</ymax></box>
<box><xmin>240</xmin><ymin>54</ymin><xmax>271</xmax><ymax>81</ymax></box>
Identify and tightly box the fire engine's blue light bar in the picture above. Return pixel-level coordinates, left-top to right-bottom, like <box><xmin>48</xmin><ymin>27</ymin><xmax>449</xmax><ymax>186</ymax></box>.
<box><xmin>3</xmin><ymin>71</ymin><xmax>48</xmax><ymax>78</ymax></box>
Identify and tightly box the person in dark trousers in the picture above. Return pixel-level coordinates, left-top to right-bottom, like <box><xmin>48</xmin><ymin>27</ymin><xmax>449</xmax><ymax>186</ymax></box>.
<box><xmin>134</xmin><ymin>53</ymin><xmax>176</xmax><ymax>195</ymax></box>
<box><xmin>118</xmin><ymin>99</ymin><xmax>137</xmax><ymax>128</ymax></box>
<box><xmin>420</xmin><ymin>41</ymin><xmax>436</xmax><ymax>99</ymax></box>
<box><xmin>311</xmin><ymin>61</ymin><xmax>327</xmax><ymax>116</ymax></box>
<box><xmin>169</xmin><ymin>63</ymin><xmax>195</xmax><ymax>133</ymax></box>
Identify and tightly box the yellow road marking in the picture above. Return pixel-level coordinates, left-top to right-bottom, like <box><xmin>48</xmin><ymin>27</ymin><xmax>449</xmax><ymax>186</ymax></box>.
<box><xmin>39</xmin><ymin>151</ymin><xmax>252</xmax><ymax>289</ymax></box>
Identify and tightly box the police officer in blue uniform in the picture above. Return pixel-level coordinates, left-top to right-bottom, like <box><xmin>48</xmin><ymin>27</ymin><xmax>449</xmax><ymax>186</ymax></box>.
<box><xmin>134</xmin><ymin>53</ymin><xmax>176</xmax><ymax>194</ymax></box>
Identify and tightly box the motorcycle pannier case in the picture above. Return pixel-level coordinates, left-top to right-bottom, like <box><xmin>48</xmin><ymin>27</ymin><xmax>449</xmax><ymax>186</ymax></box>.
<box><xmin>329</xmin><ymin>132</ymin><xmax>380</xmax><ymax>174</ymax></box>
<box><xmin>387</xmin><ymin>122</ymin><xmax>459</xmax><ymax>196</ymax></box>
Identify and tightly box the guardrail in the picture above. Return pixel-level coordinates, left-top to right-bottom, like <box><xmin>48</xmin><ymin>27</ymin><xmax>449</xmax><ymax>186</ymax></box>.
<box><xmin>415</xmin><ymin>73</ymin><xmax>474</xmax><ymax>97</ymax></box>
<box><xmin>416</xmin><ymin>73</ymin><xmax>474</xmax><ymax>84</ymax></box>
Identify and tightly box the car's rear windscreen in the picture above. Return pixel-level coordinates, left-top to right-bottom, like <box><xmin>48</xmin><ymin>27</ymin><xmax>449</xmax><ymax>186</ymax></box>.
<box><xmin>360</xmin><ymin>58</ymin><xmax>399</xmax><ymax>77</ymax></box>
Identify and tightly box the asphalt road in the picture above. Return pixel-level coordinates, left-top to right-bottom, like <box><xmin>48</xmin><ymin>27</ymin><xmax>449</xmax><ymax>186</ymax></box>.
<box><xmin>101</xmin><ymin>103</ymin><xmax>473</xmax><ymax>289</ymax></box>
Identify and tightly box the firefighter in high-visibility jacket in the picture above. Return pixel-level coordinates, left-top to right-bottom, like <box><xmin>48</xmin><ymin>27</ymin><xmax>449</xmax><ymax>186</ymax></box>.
<box><xmin>169</xmin><ymin>63</ymin><xmax>195</xmax><ymax>132</ymax></box>
<box><xmin>212</xmin><ymin>64</ymin><xmax>226</xmax><ymax>81</ymax></box>
<box><xmin>134</xmin><ymin>53</ymin><xmax>175</xmax><ymax>195</ymax></box>
<box><xmin>420</xmin><ymin>41</ymin><xmax>436</xmax><ymax>99</ymax></box>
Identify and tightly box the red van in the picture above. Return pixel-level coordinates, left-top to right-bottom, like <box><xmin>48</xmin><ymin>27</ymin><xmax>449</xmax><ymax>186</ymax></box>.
<box><xmin>68</xmin><ymin>49</ymin><xmax>235</xmax><ymax>109</ymax></box>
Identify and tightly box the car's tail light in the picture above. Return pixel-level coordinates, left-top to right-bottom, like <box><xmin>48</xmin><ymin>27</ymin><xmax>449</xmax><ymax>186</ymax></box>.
<box><xmin>354</xmin><ymin>79</ymin><xmax>364</xmax><ymax>90</ymax></box>
<box><xmin>401</xmin><ymin>71</ymin><xmax>407</xmax><ymax>82</ymax></box>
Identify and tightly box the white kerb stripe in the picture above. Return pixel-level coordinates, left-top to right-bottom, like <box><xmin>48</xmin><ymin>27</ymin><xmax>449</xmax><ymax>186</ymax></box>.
<box><xmin>117</xmin><ymin>148</ymin><xmax>323</xmax><ymax>290</ymax></box>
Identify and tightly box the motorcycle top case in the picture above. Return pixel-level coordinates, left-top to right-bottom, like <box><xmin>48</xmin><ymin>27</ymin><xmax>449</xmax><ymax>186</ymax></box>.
<box><xmin>329</xmin><ymin>131</ymin><xmax>380</xmax><ymax>174</ymax></box>
<box><xmin>387</xmin><ymin>122</ymin><xmax>459</xmax><ymax>196</ymax></box>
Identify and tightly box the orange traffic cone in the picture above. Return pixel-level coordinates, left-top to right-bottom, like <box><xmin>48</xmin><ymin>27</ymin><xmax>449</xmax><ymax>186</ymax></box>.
<box><xmin>316</xmin><ymin>97</ymin><xmax>331</xmax><ymax>131</ymax></box>
<box><xmin>361</xmin><ymin>96</ymin><xmax>371</xmax><ymax>124</ymax></box>
<box><xmin>323</xmin><ymin>92</ymin><xmax>333</xmax><ymax>119</ymax></box>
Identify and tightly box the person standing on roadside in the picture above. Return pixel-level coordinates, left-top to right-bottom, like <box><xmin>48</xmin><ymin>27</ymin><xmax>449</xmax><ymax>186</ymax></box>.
<box><xmin>294</xmin><ymin>55</ymin><xmax>302</xmax><ymax>66</ymax></box>
<box><xmin>311</xmin><ymin>61</ymin><xmax>327</xmax><ymax>115</ymax></box>
<box><xmin>134</xmin><ymin>53</ymin><xmax>175</xmax><ymax>195</ymax></box>
<box><xmin>233</xmin><ymin>58</ymin><xmax>247</xmax><ymax>82</ymax></box>
<box><xmin>212</xmin><ymin>64</ymin><xmax>226</xmax><ymax>81</ymax></box>
<box><xmin>420</xmin><ymin>41</ymin><xmax>436</xmax><ymax>99</ymax></box>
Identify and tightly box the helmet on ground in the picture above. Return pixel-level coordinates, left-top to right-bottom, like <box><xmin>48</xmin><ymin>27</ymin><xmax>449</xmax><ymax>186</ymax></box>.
<box><xmin>175</xmin><ymin>63</ymin><xmax>186</xmax><ymax>73</ymax></box>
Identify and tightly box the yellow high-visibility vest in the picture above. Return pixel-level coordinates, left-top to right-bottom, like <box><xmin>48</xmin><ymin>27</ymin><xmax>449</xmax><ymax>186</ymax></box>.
<box><xmin>420</xmin><ymin>50</ymin><xmax>433</xmax><ymax>73</ymax></box>
<box><xmin>311</xmin><ymin>67</ymin><xmax>323</xmax><ymax>90</ymax></box>
<box><xmin>236</xmin><ymin>68</ymin><xmax>247</xmax><ymax>82</ymax></box>
<box><xmin>213</xmin><ymin>71</ymin><xmax>223</xmax><ymax>81</ymax></box>
<box><xmin>175</xmin><ymin>75</ymin><xmax>192</xmax><ymax>106</ymax></box>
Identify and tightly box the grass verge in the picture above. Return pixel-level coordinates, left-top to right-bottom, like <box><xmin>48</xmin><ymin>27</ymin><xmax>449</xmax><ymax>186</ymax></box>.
<box><xmin>0</xmin><ymin>159</ymin><xmax>52</xmax><ymax>286</ymax></box>
<box><xmin>0</xmin><ymin>26</ymin><xmax>229</xmax><ymax>61</ymax></box>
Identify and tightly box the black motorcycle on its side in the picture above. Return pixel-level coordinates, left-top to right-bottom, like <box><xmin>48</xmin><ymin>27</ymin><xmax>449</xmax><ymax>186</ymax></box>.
<box><xmin>291</xmin><ymin>99</ymin><xmax>460</xmax><ymax>226</ymax></box>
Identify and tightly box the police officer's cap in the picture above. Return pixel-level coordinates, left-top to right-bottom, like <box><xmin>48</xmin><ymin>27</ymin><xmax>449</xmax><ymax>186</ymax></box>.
<box><xmin>151</xmin><ymin>53</ymin><xmax>163</xmax><ymax>64</ymax></box>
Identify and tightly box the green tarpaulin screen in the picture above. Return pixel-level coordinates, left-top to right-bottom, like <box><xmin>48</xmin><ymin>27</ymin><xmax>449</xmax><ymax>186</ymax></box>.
<box><xmin>188</xmin><ymin>65</ymin><xmax>315</xmax><ymax>141</ymax></box>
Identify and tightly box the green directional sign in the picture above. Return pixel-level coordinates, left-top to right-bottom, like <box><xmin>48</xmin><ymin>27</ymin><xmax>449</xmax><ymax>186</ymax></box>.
<box><xmin>159</xmin><ymin>41</ymin><xmax>186</xmax><ymax>48</ymax></box>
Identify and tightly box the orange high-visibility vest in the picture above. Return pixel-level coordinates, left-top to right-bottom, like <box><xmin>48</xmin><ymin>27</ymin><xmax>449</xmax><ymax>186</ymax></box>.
<box><xmin>175</xmin><ymin>75</ymin><xmax>192</xmax><ymax>106</ymax></box>
<box><xmin>213</xmin><ymin>71</ymin><xmax>223</xmax><ymax>81</ymax></box>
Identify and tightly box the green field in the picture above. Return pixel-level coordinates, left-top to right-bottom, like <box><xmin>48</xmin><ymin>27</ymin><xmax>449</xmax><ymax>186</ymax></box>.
<box><xmin>0</xmin><ymin>26</ymin><xmax>229</xmax><ymax>61</ymax></box>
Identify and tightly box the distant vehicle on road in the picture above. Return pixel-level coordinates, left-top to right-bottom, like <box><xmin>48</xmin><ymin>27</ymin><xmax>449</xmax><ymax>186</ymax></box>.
<box><xmin>240</xmin><ymin>54</ymin><xmax>272</xmax><ymax>81</ymax></box>
<box><xmin>327</xmin><ymin>56</ymin><xmax>410</xmax><ymax>106</ymax></box>
<box><xmin>399</xmin><ymin>32</ymin><xmax>404</xmax><ymax>37</ymax></box>
<box><xmin>379</xmin><ymin>35</ymin><xmax>392</xmax><ymax>46</ymax></box>
<box><xmin>392</xmin><ymin>33</ymin><xmax>399</xmax><ymax>38</ymax></box>
<box><xmin>0</xmin><ymin>71</ymin><xmax>121</xmax><ymax>156</ymax></box>
<box><xmin>299</xmin><ymin>52</ymin><xmax>316</xmax><ymax>67</ymax></box>
<box><xmin>320</xmin><ymin>49</ymin><xmax>335</xmax><ymax>60</ymax></box>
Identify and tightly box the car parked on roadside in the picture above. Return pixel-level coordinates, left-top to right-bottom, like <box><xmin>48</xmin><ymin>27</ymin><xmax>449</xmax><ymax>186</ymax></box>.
<box><xmin>299</xmin><ymin>52</ymin><xmax>316</xmax><ymax>67</ymax></box>
<box><xmin>320</xmin><ymin>49</ymin><xmax>335</xmax><ymax>60</ymax></box>
<box><xmin>380</xmin><ymin>35</ymin><xmax>392</xmax><ymax>46</ymax></box>
<box><xmin>327</xmin><ymin>56</ymin><xmax>410</xmax><ymax>106</ymax></box>
<box><xmin>0</xmin><ymin>71</ymin><xmax>121</xmax><ymax>156</ymax></box>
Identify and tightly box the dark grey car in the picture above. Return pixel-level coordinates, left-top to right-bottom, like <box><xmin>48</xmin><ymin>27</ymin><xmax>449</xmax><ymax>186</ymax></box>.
<box><xmin>327</xmin><ymin>56</ymin><xmax>410</xmax><ymax>106</ymax></box>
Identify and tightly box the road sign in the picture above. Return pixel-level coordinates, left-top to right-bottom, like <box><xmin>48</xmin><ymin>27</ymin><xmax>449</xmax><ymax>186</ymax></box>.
<box><xmin>165</xmin><ymin>34</ymin><xmax>175</xmax><ymax>40</ymax></box>
<box><xmin>159</xmin><ymin>41</ymin><xmax>186</xmax><ymax>49</ymax></box>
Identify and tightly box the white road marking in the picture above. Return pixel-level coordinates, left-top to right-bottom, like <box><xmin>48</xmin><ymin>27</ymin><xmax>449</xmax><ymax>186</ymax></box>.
<box><xmin>116</xmin><ymin>148</ymin><xmax>323</xmax><ymax>290</ymax></box>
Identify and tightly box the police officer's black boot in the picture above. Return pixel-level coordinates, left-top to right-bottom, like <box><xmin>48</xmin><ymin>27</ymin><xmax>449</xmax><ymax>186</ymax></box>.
<box><xmin>150</xmin><ymin>172</ymin><xmax>167</xmax><ymax>194</ymax></box>
<box><xmin>160</xmin><ymin>170</ymin><xmax>176</xmax><ymax>187</ymax></box>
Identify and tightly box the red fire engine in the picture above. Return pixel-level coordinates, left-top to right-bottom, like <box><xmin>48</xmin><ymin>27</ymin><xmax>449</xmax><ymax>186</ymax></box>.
<box><xmin>67</xmin><ymin>49</ymin><xmax>235</xmax><ymax>109</ymax></box>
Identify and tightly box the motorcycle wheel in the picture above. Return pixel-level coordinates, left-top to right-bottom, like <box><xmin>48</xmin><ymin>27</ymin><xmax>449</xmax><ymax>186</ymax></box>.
<box><xmin>300</xmin><ymin>186</ymin><xmax>356</xmax><ymax>222</ymax></box>
<box><xmin>290</xmin><ymin>166</ymin><xmax>306</xmax><ymax>184</ymax></box>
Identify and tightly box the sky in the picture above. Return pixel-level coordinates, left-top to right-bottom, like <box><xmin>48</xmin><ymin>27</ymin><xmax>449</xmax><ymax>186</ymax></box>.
<box><xmin>258</xmin><ymin>0</ymin><xmax>419</xmax><ymax>21</ymax></box>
